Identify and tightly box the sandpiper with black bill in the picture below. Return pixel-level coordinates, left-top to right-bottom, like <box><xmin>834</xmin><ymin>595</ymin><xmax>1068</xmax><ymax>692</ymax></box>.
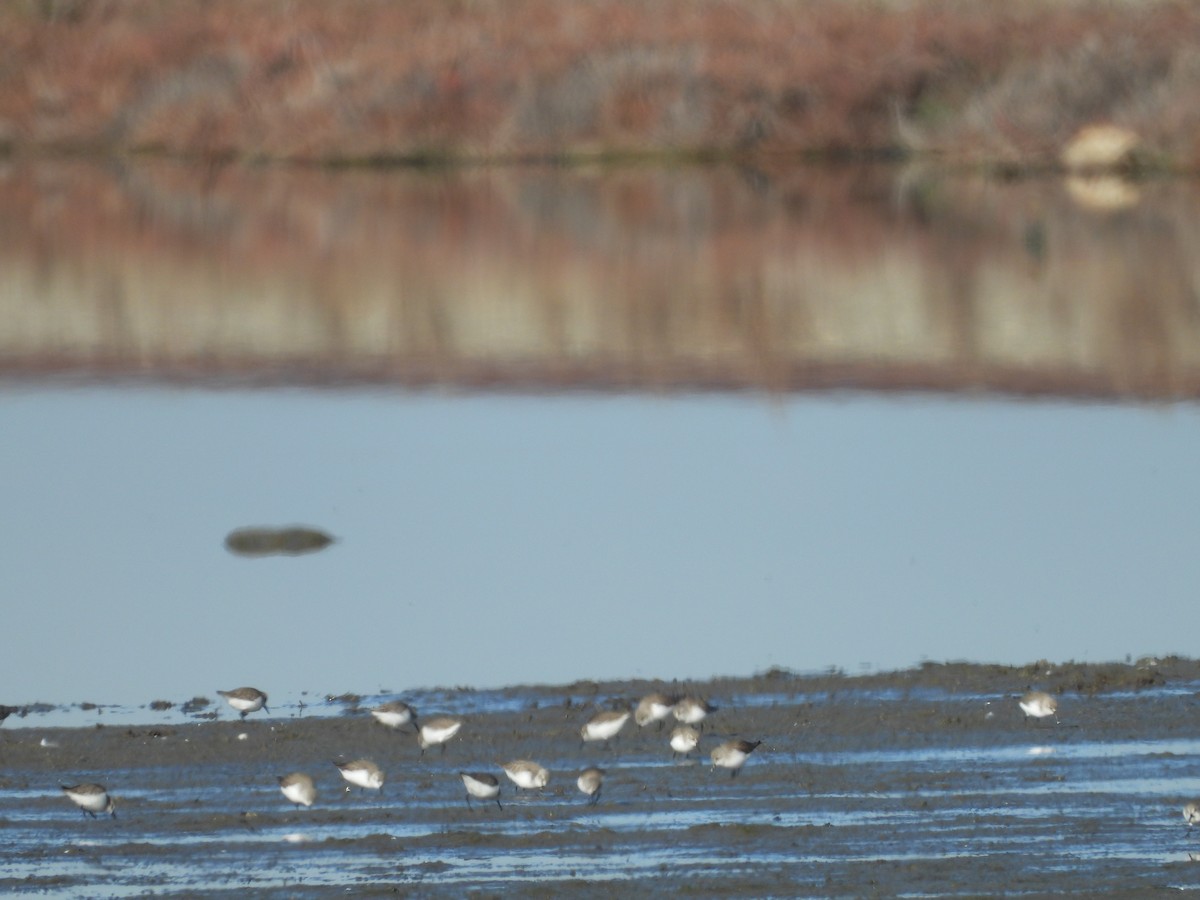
<box><xmin>1184</xmin><ymin>802</ymin><xmax>1200</xmax><ymax>826</ymax></box>
<box><xmin>61</xmin><ymin>783</ymin><xmax>116</xmax><ymax>819</ymax></box>
<box><xmin>581</xmin><ymin>710</ymin><xmax>631</xmax><ymax>746</ymax></box>
<box><xmin>1019</xmin><ymin>691</ymin><xmax>1059</xmax><ymax>724</ymax></box>
<box><xmin>501</xmin><ymin>760</ymin><xmax>550</xmax><ymax>791</ymax></box>
<box><xmin>711</xmin><ymin>739</ymin><xmax>762</xmax><ymax>777</ymax></box>
<box><xmin>418</xmin><ymin>717</ymin><xmax>463</xmax><ymax>755</ymax></box>
<box><xmin>218</xmin><ymin>687</ymin><xmax>269</xmax><ymax>720</ymax></box>
<box><xmin>670</xmin><ymin>724</ymin><xmax>700</xmax><ymax>759</ymax></box>
<box><xmin>371</xmin><ymin>700</ymin><xmax>418</xmax><ymax>731</ymax></box>
<box><xmin>673</xmin><ymin>696</ymin><xmax>715</xmax><ymax>729</ymax></box>
<box><xmin>577</xmin><ymin>767</ymin><xmax>605</xmax><ymax>805</ymax></box>
<box><xmin>333</xmin><ymin>759</ymin><xmax>384</xmax><ymax>792</ymax></box>
<box><xmin>277</xmin><ymin>772</ymin><xmax>316</xmax><ymax>808</ymax></box>
<box><xmin>460</xmin><ymin>772</ymin><xmax>502</xmax><ymax>810</ymax></box>
<box><xmin>635</xmin><ymin>693</ymin><xmax>675</xmax><ymax>730</ymax></box>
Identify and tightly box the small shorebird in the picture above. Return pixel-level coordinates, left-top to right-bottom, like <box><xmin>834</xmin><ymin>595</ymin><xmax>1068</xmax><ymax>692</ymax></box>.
<box><xmin>673</xmin><ymin>697</ymin><xmax>715</xmax><ymax>729</ymax></box>
<box><xmin>218</xmin><ymin>687</ymin><xmax>269</xmax><ymax>720</ymax></box>
<box><xmin>501</xmin><ymin>759</ymin><xmax>550</xmax><ymax>790</ymax></box>
<box><xmin>635</xmin><ymin>693</ymin><xmax>675</xmax><ymax>729</ymax></box>
<box><xmin>61</xmin><ymin>783</ymin><xmax>116</xmax><ymax>819</ymax></box>
<box><xmin>370</xmin><ymin>700</ymin><xmax>418</xmax><ymax>731</ymax></box>
<box><xmin>1184</xmin><ymin>802</ymin><xmax>1200</xmax><ymax>826</ymax></box>
<box><xmin>711</xmin><ymin>739</ymin><xmax>762</xmax><ymax>778</ymax></box>
<box><xmin>670</xmin><ymin>724</ymin><xmax>700</xmax><ymax>759</ymax></box>
<box><xmin>418</xmin><ymin>717</ymin><xmax>463</xmax><ymax>755</ymax></box>
<box><xmin>460</xmin><ymin>772</ymin><xmax>502</xmax><ymax>810</ymax></box>
<box><xmin>1019</xmin><ymin>691</ymin><xmax>1059</xmax><ymax>724</ymax></box>
<box><xmin>577</xmin><ymin>767</ymin><xmax>605</xmax><ymax>805</ymax></box>
<box><xmin>333</xmin><ymin>759</ymin><xmax>384</xmax><ymax>792</ymax></box>
<box><xmin>581</xmin><ymin>710</ymin><xmax>631</xmax><ymax>746</ymax></box>
<box><xmin>277</xmin><ymin>772</ymin><xmax>316</xmax><ymax>808</ymax></box>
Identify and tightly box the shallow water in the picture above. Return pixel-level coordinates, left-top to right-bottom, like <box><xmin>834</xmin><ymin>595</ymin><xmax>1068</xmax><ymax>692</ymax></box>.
<box><xmin>5</xmin><ymin>668</ymin><xmax>1200</xmax><ymax>896</ymax></box>
<box><xmin>4</xmin><ymin>160</ymin><xmax>1200</xmax><ymax>708</ymax></box>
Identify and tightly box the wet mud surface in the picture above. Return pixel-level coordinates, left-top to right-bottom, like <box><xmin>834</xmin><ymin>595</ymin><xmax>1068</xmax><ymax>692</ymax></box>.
<box><xmin>5</xmin><ymin>660</ymin><xmax>1200</xmax><ymax>896</ymax></box>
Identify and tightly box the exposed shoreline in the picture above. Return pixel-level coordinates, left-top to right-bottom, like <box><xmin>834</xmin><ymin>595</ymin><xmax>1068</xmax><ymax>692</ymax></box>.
<box><xmin>2</xmin><ymin>656</ymin><xmax>1189</xmax><ymax>732</ymax></box>
<box><xmin>5</xmin><ymin>655</ymin><xmax>1200</xmax><ymax>895</ymax></box>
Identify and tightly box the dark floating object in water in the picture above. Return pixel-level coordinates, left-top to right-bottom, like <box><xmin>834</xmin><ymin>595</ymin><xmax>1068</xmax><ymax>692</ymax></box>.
<box><xmin>224</xmin><ymin>526</ymin><xmax>335</xmax><ymax>557</ymax></box>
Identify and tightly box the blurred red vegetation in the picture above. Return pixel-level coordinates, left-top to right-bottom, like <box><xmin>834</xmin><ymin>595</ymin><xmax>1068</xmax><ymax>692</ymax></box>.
<box><xmin>3</xmin><ymin>0</ymin><xmax>1200</xmax><ymax>167</ymax></box>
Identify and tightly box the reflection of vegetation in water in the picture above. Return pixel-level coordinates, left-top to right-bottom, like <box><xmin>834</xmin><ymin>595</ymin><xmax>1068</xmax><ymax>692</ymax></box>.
<box><xmin>224</xmin><ymin>526</ymin><xmax>334</xmax><ymax>557</ymax></box>
<box><xmin>7</xmin><ymin>162</ymin><xmax>1200</xmax><ymax>400</ymax></box>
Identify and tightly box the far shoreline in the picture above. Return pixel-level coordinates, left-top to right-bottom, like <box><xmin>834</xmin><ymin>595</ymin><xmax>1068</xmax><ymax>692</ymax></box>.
<box><xmin>3</xmin><ymin>1</ymin><xmax>1198</xmax><ymax>171</ymax></box>
<box><xmin>2</xmin><ymin>655</ymin><xmax>1188</xmax><ymax>732</ymax></box>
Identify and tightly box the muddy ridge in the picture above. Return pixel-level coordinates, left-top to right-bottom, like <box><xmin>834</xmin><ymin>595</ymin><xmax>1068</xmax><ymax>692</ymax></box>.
<box><xmin>4</xmin><ymin>659</ymin><xmax>1200</xmax><ymax>895</ymax></box>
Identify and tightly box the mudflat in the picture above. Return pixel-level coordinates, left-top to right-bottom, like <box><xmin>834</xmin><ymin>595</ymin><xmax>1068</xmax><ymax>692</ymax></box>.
<box><xmin>4</xmin><ymin>659</ymin><xmax>1200</xmax><ymax>896</ymax></box>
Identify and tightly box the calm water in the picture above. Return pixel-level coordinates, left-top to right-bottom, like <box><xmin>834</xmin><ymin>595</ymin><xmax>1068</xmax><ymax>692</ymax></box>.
<box><xmin>2</xmin><ymin>388</ymin><xmax>1198</xmax><ymax>711</ymax></box>
<box><xmin>2</xmin><ymin>160</ymin><xmax>1200</xmax><ymax>710</ymax></box>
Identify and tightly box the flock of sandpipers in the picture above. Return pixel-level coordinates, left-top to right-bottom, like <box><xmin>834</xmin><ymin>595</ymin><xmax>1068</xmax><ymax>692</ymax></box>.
<box><xmin>62</xmin><ymin>686</ymin><xmax>1200</xmax><ymax>828</ymax></box>
<box><xmin>58</xmin><ymin>686</ymin><xmax>763</xmax><ymax>819</ymax></box>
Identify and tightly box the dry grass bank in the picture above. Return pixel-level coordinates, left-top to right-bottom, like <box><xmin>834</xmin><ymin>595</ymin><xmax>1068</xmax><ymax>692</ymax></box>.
<box><xmin>3</xmin><ymin>0</ymin><xmax>1200</xmax><ymax>168</ymax></box>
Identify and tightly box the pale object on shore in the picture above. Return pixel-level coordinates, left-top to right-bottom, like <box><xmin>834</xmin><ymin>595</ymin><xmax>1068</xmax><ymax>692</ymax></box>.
<box><xmin>1060</xmin><ymin>123</ymin><xmax>1139</xmax><ymax>172</ymax></box>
